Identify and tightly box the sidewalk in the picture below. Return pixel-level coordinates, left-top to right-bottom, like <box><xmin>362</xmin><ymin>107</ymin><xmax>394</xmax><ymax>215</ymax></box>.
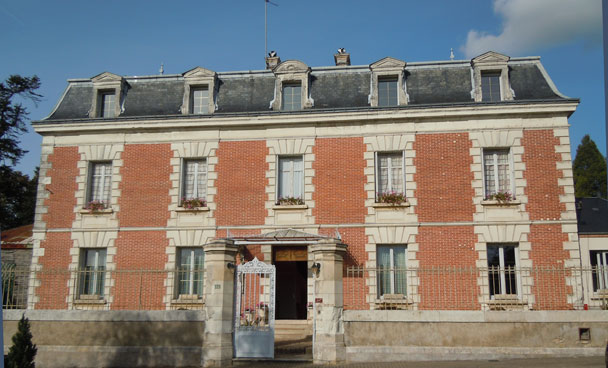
<box><xmin>233</xmin><ymin>356</ymin><xmax>605</xmax><ymax>368</ymax></box>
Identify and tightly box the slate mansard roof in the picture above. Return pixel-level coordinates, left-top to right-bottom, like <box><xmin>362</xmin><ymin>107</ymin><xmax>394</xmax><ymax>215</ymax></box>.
<box><xmin>41</xmin><ymin>53</ymin><xmax>576</xmax><ymax>122</ymax></box>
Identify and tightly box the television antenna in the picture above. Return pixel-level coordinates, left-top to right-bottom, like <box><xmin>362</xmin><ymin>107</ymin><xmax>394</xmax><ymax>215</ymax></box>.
<box><xmin>265</xmin><ymin>0</ymin><xmax>279</xmax><ymax>58</ymax></box>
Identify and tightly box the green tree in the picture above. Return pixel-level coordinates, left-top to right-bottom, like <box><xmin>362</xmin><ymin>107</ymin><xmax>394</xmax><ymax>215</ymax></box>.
<box><xmin>573</xmin><ymin>135</ymin><xmax>607</xmax><ymax>198</ymax></box>
<box><xmin>0</xmin><ymin>75</ymin><xmax>41</xmax><ymax>231</ymax></box>
<box><xmin>5</xmin><ymin>314</ymin><xmax>37</xmax><ymax>368</ymax></box>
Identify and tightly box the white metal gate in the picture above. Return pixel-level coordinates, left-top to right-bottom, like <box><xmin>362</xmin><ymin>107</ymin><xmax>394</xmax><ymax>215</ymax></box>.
<box><xmin>234</xmin><ymin>257</ymin><xmax>276</xmax><ymax>358</ymax></box>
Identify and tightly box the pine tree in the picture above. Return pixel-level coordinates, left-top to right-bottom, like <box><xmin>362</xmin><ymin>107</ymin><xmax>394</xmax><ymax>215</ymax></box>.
<box><xmin>6</xmin><ymin>314</ymin><xmax>37</xmax><ymax>368</ymax></box>
<box><xmin>573</xmin><ymin>135</ymin><xmax>607</xmax><ymax>199</ymax></box>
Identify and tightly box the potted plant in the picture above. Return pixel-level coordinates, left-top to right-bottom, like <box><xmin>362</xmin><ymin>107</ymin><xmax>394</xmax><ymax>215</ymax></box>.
<box><xmin>485</xmin><ymin>191</ymin><xmax>513</xmax><ymax>203</ymax></box>
<box><xmin>276</xmin><ymin>196</ymin><xmax>304</xmax><ymax>205</ymax></box>
<box><xmin>376</xmin><ymin>191</ymin><xmax>407</xmax><ymax>205</ymax></box>
<box><xmin>84</xmin><ymin>200</ymin><xmax>107</xmax><ymax>213</ymax></box>
<box><xmin>181</xmin><ymin>197</ymin><xmax>207</xmax><ymax>209</ymax></box>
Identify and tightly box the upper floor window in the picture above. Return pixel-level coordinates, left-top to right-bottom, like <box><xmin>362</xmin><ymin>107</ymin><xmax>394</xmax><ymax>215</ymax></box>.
<box><xmin>182</xmin><ymin>159</ymin><xmax>207</xmax><ymax>206</ymax></box>
<box><xmin>378</xmin><ymin>77</ymin><xmax>398</xmax><ymax>106</ymax></box>
<box><xmin>190</xmin><ymin>87</ymin><xmax>209</xmax><ymax>114</ymax></box>
<box><xmin>181</xmin><ymin>66</ymin><xmax>217</xmax><ymax>115</ymax></box>
<box><xmin>176</xmin><ymin>247</ymin><xmax>204</xmax><ymax>298</ymax></box>
<box><xmin>88</xmin><ymin>162</ymin><xmax>112</xmax><ymax>208</ymax></box>
<box><xmin>590</xmin><ymin>250</ymin><xmax>608</xmax><ymax>292</ymax></box>
<box><xmin>78</xmin><ymin>248</ymin><xmax>106</xmax><ymax>298</ymax></box>
<box><xmin>483</xmin><ymin>149</ymin><xmax>513</xmax><ymax>200</ymax></box>
<box><xmin>282</xmin><ymin>83</ymin><xmax>302</xmax><ymax>111</ymax></box>
<box><xmin>376</xmin><ymin>152</ymin><xmax>404</xmax><ymax>201</ymax></box>
<box><xmin>377</xmin><ymin>245</ymin><xmax>407</xmax><ymax>297</ymax></box>
<box><xmin>99</xmin><ymin>91</ymin><xmax>116</xmax><ymax>118</ymax></box>
<box><xmin>481</xmin><ymin>72</ymin><xmax>501</xmax><ymax>102</ymax></box>
<box><xmin>278</xmin><ymin>156</ymin><xmax>304</xmax><ymax>204</ymax></box>
<box><xmin>487</xmin><ymin>244</ymin><xmax>519</xmax><ymax>298</ymax></box>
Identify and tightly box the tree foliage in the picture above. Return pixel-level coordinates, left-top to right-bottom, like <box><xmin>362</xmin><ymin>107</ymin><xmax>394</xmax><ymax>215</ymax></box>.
<box><xmin>5</xmin><ymin>314</ymin><xmax>37</xmax><ymax>368</ymax></box>
<box><xmin>573</xmin><ymin>135</ymin><xmax>607</xmax><ymax>199</ymax></box>
<box><xmin>0</xmin><ymin>166</ymin><xmax>38</xmax><ymax>230</ymax></box>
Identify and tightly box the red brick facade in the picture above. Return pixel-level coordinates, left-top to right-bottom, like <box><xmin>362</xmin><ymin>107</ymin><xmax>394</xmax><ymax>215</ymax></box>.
<box><xmin>43</xmin><ymin>146</ymin><xmax>79</xmax><ymax>229</ymax></box>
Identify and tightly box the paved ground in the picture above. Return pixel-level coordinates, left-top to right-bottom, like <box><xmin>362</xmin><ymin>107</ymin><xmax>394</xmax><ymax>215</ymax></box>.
<box><xmin>234</xmin><ymin>356</ymin><xmax>605</xmax><ymax>368</ymax></box>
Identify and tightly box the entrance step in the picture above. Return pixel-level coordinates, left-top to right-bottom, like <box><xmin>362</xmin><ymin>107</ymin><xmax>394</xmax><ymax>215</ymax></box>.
<box><xmin>274</xmin><ymin>319</ymin><xmax>312</xmax><ymax>341</ymax></box>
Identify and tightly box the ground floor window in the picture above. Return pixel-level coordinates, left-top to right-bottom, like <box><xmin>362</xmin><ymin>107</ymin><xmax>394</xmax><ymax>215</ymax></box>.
<box><xmin>487</xmin><ymin>244</ymin><xmax>519</xmax><ymax>297</ymax></box>
<box><xmin>591</xmin><ymin>250</ymin><xmax>608</xmax><ymax>292</ymax></box>
<box><xmin>176</xmin><ymin>248</ymin><xmax>204</xmax><ymax>298</ymax></box>
<box><xmin>78</xmin><ymin>248</ymin><xmax>106</xmax><ymax>297</ymax></box>
<box><xmin>377</xmin><ymin>245</ymin><xmax>406</xmax><ymax>297</ymax></box>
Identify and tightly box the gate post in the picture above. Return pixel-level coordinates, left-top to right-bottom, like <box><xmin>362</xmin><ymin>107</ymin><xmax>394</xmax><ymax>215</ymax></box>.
<box><xmin>202</xmin><ymin>238</ymin><xmax>238</xmax><ymax>367</ymax></box>
<box><xmin>310</xmin><ymin>238</ymin><xmax>347</xmax><ymax>364</ymax></box>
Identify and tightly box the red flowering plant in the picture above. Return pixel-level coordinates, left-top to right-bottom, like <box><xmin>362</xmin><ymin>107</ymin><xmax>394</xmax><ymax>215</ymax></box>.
<box><xmin>181</xmin><ymin>197</ymin><xmax>207</xmax><ymax>209</ymax></box>
<box><xmin>376</xmin><ymin>191</ymin><xmax>407</xmax><ymax>205</ymax></box>
<box><xmin>276</xmin><ymin>196</ymin><xmax>304</xmax><ymax>205</ymax></box>
<box><xmin>85</xmin><ymin>200</ymin><xmax>107</xmax><ymax>212</ymax></box>
<box><xmin>485</xmin><ymin>191</ymin><xmax>513</xmax><ymax>203</ymax></box>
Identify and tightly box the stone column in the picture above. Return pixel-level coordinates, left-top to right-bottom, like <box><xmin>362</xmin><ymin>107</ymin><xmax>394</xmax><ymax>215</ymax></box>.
<box><xmin>310</xmin><ymin>238</ymin><xmax>347</xmax><ymax>364</ymax></box>
<box><xmin>202</xmin><ymin>239</ymin><xmax>238</xmax><ymax>367</ymax></box>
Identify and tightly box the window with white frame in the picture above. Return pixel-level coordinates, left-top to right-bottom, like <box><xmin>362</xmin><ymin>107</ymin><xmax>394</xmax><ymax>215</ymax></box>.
<box><xmin>88</xmin><ymin>162</ymin><xmax>112</xmax><ymax>207</ymax></box>
<box><xmin>378</xmin><ymin>77</ymin><xmax>398</xmax><ymax>106</ymax></box>
<box><xmin>278</xmin><ymin>156</ymin><xmax>304</xmax><ymax>203</ymax></box>
<box><xmin>190</xmin><ymin>86</ymin><xmax>209</xmax><ymax>114</ymax></box>
<box><xmin>377</xmin><ymin>245</ymin><xmax>407</xmax><ymax>298</ymax></box>
<box><xmin>481</xmin><ymin>72</ymin><xmax>501</xmax><ymax>102</ymax></box>
<box><xmin>176</xmin><ymin>247</ymin><xmax>204</xmax><ymax>298</ymax></box>
<box><xmin>483</xmin><ymin>148</ymin><xmax>513</xmax><ymax>199</ymax></box>
<box><xmin>282</xmin><ymin>82</ymin><xmax>302</xmax><ymax>111</ymax></box>
<box><xmin>181</xmin><ymin>159</ymin><xmax>207</xmax><ymax>205</ymax></box>
<box><xmin>376</xmin><ymin>152</ymin><xmax>404</xmax><ymax>199</ymax></box>
<box><xmin>590</xmin><ymin>250</ymin><xmax>608</xmax><ymax>292</ymax></box>
<box><xmin>487</xmin><ymin>244</ymin><xmax>519</xmax><ymax>297</ymax></box>
<box><xmin>99</xmin><ymin>91</ymin><xmax>116</xmax><ymax>118</ymax></box>
<box><xmin>78</xmin><ymin>248</ymin><xmax>106</xmax><ymax>298</ymax></box>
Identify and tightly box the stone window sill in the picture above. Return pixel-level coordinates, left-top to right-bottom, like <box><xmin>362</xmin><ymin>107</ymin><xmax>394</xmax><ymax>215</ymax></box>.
<box><xmin>481</xmin><ymin>200</ymin><xmax>521</xmax><ymax>207</ymax></box>
<box><xmin>80</xmin><ymin>208</ymin><xmax>113</xmax><ymax>215</ymax></box>
<box><xmin>175</xmin><ymin>206</ymin><xmax>210</xmax><ymax>212</ymax></box>
<box><xmin>74</xmin><ymin>296</ymin><xmax>106</xmax><ymax>305</ymax></box>
<box><xmin>486</xmin><ymin>295</ymin><xmax>527</xmax><ymax>310</ymax></box>
<box><xmin>590</xmin><ymin>290</ymin><xmax>608</xmax><ymax>300</ymax></box>
<box><xmin>272</xmin><ymin>204</ymin><xmax>308</xmax><ymax>210</ymax></box>
<box><xmin>374</xmin><ymin>295</ymin><xmax>414</xmax><ymax>310</ymax></box>
<box><xmin>372</xmin><ymin>202</ymin><xmax>410</xmax><ymax>208</ymax></box>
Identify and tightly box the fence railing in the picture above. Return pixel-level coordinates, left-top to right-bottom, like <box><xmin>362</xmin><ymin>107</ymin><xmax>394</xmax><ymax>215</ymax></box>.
<box><xmin>2</xmin><ymin>268</ymin><xmax>204</xmax><ymax>310</ymax></box>
<box><xmin>344</xmin><ymin>266</ymin><xmax>608</xmax><ymax>311</ymax></box>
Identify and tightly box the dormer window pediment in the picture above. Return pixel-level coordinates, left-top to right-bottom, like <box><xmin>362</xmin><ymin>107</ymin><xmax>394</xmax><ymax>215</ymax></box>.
<box><xmin>181</xmin><ymin>67</ymin><xmax>217</xmax><ymax>115</ymax></box>
<box><xmin>471</xmin><ymin>51</ymin><xmax>514</xmax><ymax>102</ymax></box>
<box><xmin>271</xmin><ymin>60</ymin><xmax>313</xmax><ymax>111</ymax></box>
<box><xmin>369</xmin><ymin>57</ymin><xmax>408</xmax><ymax>107</ymax></box>
<box><xmin>89</xmin><ymin>72</ymin><xmax>126</xmax><ymax>119</ymax></box>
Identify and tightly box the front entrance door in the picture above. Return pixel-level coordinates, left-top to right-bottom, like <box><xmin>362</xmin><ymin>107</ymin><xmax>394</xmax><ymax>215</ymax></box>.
<box><xmin>274</xmin><ymin>246</ymin><xmax>308</xmax><ymax>320</ymax></box>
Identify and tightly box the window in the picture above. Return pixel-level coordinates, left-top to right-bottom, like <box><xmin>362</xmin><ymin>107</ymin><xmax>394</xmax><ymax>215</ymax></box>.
<box><xmin>99</xmin><ymin>91</ymin><xmax>116</xmax><ymax>118</ymax></box>
<box><xmin>190</xmin><ymin>87</ymin><xmax>209</xmax><ymax>114</ymax></box>
<box><xmin>487</xmin><ymin>244</ymin><xmax>519</xmax><ymax>297</ymax></box>
<box><xmin>182</xmin><ymin>159</ymin><xmax>207</xmax><ymax>202</ymax></box>
<box><xmin>176</xmin><ymin>248</ymin><xmax>204</xmax><ymax>298</ymax></box>
<box><xmin>282</xmin><ymin>83</ymin><xmax>301</xmax><ymax>111</ymax></box>
<box><xmin>590</xmin><ymin>250</ymin><xmax>608</xmax><ymax>292</ymax></box>
<box><xmin>376</xmin><ymin>152</ymin><xmax>404</xmax><ymax>198</ymax></box>
<box><xmin>377</xmin><ymin>245</ymin><xmax>406</xmax><ymax>297</ymax></box>
<box><xmin>483</xmin><ymin>149</ymin><xmax>512</xmax><ymax>199</ymax></box>
<box><xmin>278</xmin><ymin>156</ymin><xmax>303</xmax><ymax>202</ymax></box>
<box><xmin>78</xmin><ymin>248</ymin><xmax>106</xmax><ymax>297</ymax></box>
<box><xmin>88</xmin><ymin>162</ymin><xmax>112</xmax><ymax>206</ymax></box>
<box><xmin>481</xmin><ymin>72</ymin><xmax>501</xmax><ymax>102</ymax></box>
<box><xmin>378</xmin><ymin>77</ymin><xmax>398</xmax><ymax>106</ymax></box>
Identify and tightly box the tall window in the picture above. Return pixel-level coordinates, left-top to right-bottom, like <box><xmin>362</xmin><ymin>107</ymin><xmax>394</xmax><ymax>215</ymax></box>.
<box><xmin>278</xmin><ymin>156</ymin><xmax>303</xmax><ymax>201</ymax></box>
<box><xmin>591</xmin><ymin>250</ymin><xmax>608</xmax><ymax>292</ymax></box>
<box><xmin>99</xmin><ymin>92</ymin><xmax>116</xmax><ymax>118</ymax></box>
<box><xmin>182</xmin><ymin>159</ymin><xmax>207</xmax><ymax>201</ymax></box>
<box><xmin>487</xmin><ymin>244</ymin><xmax>518</xmax><ymax>297</ymax></box>
<box><xmin>378</xmin><ymin>77</ymin><xmax>398</xmax><ymax>106</ymax></box>
<box><xmin>483</xmin><ymin>149</ymin><xmax>512</xmax><ymax>198</ymax></box>
<box><xmin>78</xmin><ymin>249</ymin><xmax>106</xmax><ymax>297</ymax></box>
<box><xmin>282</xmin><ymin>83</ymin><xmax>301</xmax><ymax>111</ymax></box>
<box><xmin>177</xmin><ymin>248</ymin><xmax>204</xmax><ymax>297</ymax></box>
<box><xmin>377</xmin><ymin>245</ymin><xmax>406</xmax><ymax>297</ymax></box>
<box><xmin>377</xmin><ymin>152</ymin><xmax>404</xmax><ymax>197</ymax></box>
<box><xmin>88</xmin><ymin>162</ymin><xmax>112</xmax><ymax>206</ymax></box>
<box><xmin>190</xmin><ymin>87</ymin><xmax>209</xmax><ymax>114</ymax></box>
<box><xmin>481</xmin><ymin>72</ymin><xmax>501</xmax><ymax>102</ymax></box>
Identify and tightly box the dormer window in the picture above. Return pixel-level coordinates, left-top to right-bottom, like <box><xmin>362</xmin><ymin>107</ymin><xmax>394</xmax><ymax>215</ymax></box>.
<box><xmin>99</xmin><ymin>91</ymin><xmax>116</xmax><ymax>118</ymax></box>
<box><xmin>89</xmin><ymin>72</ymin><xmax>126</xmax><ymax>119</ymax></box>
<box><xmin>282</xmin><ymin>82</ymin><xmax>302</xmax><ymax>111</ymax></box>
<box><xmin>181</xmin><ymin>67</ymin><xmax>217</xmax><ymax>115</ymax></box>
<box><xmin>471</xmin><ymin>51</ymin><xmax>513</xmax><ymax>102</ymax></box>
<box><xmin>369</xmin><ymin>57</ymin><xmax>408</xmax><ymax>107</ymax></box>
<box><xmin>190</xmin><ymin>86</ymin><xmax>209</xmax><ymax>114</ymax></box>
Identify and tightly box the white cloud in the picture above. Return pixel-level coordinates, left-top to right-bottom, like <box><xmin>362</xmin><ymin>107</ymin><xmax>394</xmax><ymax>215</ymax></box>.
<box><xmin>462</xmin><ymin>0</ymin><xmax>601</xmax><ymax>58</ymax></box>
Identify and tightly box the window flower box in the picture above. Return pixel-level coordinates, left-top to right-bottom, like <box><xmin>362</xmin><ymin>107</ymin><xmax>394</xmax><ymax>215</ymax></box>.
<box><xmin>81</xmin><ymin>201</ymin><xmax>112</xmax><ymax>214</ymax></box>
<box><xmin>179</xmin><ymin>197</ymin><xmax>207</xmax><ymax>211</ymax></box>
<box><xmin>276</xmin><ymin>196</ymin><xmax>304</xmax><ymax>206</ymax></box>
<box><xmin>376</xmin><ymin>191</ymin><xmax>407</xmax><ymax>205</ymax></box>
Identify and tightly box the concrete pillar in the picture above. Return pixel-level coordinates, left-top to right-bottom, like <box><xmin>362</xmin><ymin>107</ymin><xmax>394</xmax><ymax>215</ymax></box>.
<box><xmin>310</xmin><ymin>238</ymin><xmax>347</xmax><ymax>364</ymax></box>
<box><xmin>202</xmin><ymin>239</ymin><xmax>238</xmax><ymax>367</ymax></box>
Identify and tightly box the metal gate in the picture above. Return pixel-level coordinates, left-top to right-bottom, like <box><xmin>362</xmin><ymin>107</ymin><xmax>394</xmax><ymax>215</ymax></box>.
<box><xmin>234</xmin><ymin>257</ymin><xmax>276</xmax><ymax>358</ymax></box>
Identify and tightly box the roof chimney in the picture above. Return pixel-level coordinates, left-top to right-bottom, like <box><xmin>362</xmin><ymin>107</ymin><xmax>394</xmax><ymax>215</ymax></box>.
<box><xmin>265</xmin><ymin>51</ymin><xmax>281</xmax><ymax>70</ymax></box>
<box><xmin>334</xmin><ymin>48</ymin><xmax>350</xmax><ymax>66</ymax></box>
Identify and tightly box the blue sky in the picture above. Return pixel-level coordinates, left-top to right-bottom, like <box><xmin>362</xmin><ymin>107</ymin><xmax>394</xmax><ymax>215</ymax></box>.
<box><xmin>1</xmin><ymin>0</ymin><xmax>603</xmax><ymax>177</ymax></box>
